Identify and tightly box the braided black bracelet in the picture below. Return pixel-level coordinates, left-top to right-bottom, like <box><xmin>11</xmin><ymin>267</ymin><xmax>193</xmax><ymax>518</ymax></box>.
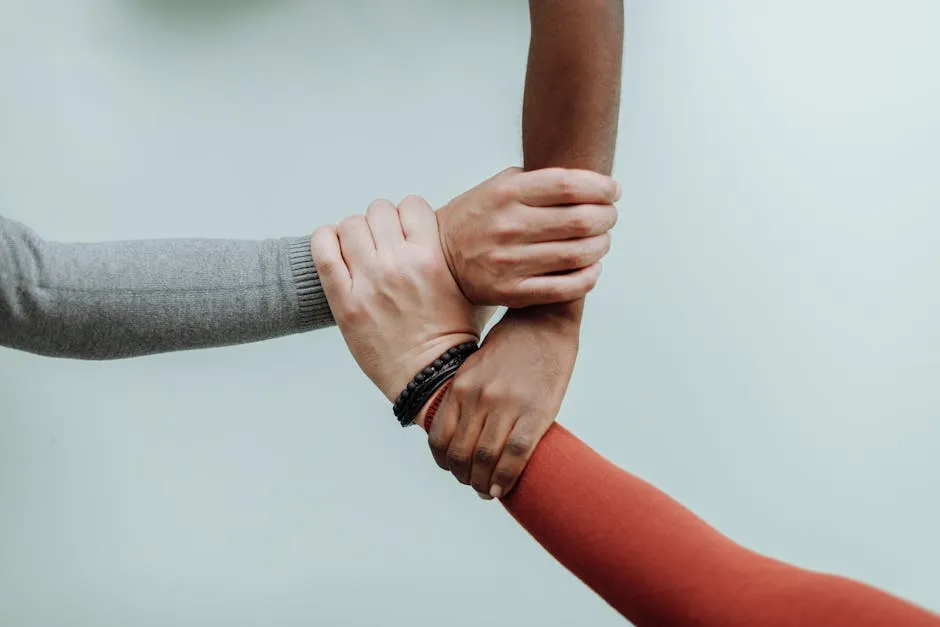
<box><xmin>393</xmin><ymin>341</ymin><xmax>478</xmax><ymax>427</ymax></box>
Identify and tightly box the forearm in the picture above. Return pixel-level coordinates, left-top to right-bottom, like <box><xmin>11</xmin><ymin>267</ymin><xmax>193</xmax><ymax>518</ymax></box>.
<box><xmin>520</xmin><ymin>0</ymin><xmax>624</xmax><ymax>322</ymax></box>
<box><xmin>523</xmin><ymin>0</ymin><xmax>623</xmax><ymax>175</ymax></box>
<box><xmin>502</xmin><ymin>425</ymin><xmax>940</xmax><ymax>626</ymax></box>
<box><xmin>0</xmin><ymin>216</ymin><xmax>334</xmax><ymax>359</ymax></box>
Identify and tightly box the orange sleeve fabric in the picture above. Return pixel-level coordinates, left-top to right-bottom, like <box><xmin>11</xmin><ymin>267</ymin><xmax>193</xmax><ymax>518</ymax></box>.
<box><xmin>501</xmin><ymin>425</ymin><xmax>939</xmax><ymax>626</ymax></box>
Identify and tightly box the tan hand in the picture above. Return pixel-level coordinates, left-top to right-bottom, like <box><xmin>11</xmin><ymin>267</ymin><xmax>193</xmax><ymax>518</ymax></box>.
<box><xmin>437</xmin><ymin>167</ymin><xmax>620</xmax><ymax>308</ymax></box>
<box><xmin>311</xmin><ymin>196</ymin><xmax>482</xmax><ymax>401</ymax></box>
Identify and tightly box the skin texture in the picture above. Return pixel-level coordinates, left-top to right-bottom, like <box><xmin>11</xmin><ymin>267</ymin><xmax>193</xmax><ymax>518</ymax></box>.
<box><xmin>311</xmin><ymin>196</ymin><xmax>481</xmax><ymax>400</ymax></box>
<box><xmin>436</xmin><ymin>167</ymin><xmax>620</xmax><ymax>308</ymax></box>
<box><xmin>430</xmin><ymin>0</ymin><xmax>625</xmax><ymax>499</ymax></box>
<box><xmin>311</xmin><ymin>177</ymin><xmax>620</xmax><ymax>401</ymax></box>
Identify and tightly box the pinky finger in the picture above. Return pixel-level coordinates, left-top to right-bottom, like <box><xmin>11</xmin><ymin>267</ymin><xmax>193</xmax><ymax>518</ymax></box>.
<box><xmin>513</xmin><ymin>263</ymin><xmax>603</xmax><ymax>307</ymax></box>
<box><xmin>488</xmin><ymin>417</ymin><xmax>552</xmax><ymax>499</ymax></box>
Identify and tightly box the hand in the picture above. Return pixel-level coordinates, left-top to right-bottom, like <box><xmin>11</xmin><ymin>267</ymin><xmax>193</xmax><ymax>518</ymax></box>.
<box><xmin>311</xmin><ymin>196</ymin><xmax>483</xmax><ymax>401</ymax></box>
<box><xmin>437</xmin><ymin>167</ymin><xmax>620</xmax><ymax>308</ymax></box>
<box><xmin>427</xmin><ymin>305</ymin><xmax>580</xmax><ymax>499</ymax></box>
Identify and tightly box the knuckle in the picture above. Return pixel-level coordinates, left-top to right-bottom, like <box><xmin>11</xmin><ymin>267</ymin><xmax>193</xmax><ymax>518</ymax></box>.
<box><xmin>311</xmin><ymin>224</ymin><xmax>335</xmax><ymax>243</ymax></box>
<box><xmin>451</xmin><ymin>377</ymin><xmax>478</xmax><ymax>402</ymax></box>
<box><xmin>337</xmin><ymin>301</ymin><xmax>366</xmax><ymax>326</ymax></box>
<box><xmin>553</xmin><ymin>173</ymin><xmax>580</xmax><ymax>204</ymax></box>
<box><xmin>488</xmin><ymin>181</ymin><xmax>516</xmax><ymax>204</ymax></box>
<box><xmin>491</xmin><ymin>216</ymin><xmax>524</xmax><ymax>243</ymax></box>
<box><xmin>472</xmin><ymin>446</ymin><xmax>498</xmax><ymax>468</ymax></box>
<box><xmin>559</xmin><ymin>245</ymin><xmax>587</xmax><ymax>268</ymax></box>
<box><xmin>505</xmin><ymin>435</ymin><xmax>534</xmax><ymax>458</ymax></box>
<box><xmin>487</xmin><ymin>249</ymin><xmax>518</xmax><ymax>269</ymax></box>
<box><xmin>428</xmin><ymin>434</ymin><xmax>449</xmax><ymax>457</ymax></box>
<box><xmin>572</xmin><ymin>236</ymin><xmax>610</xmax><ymax>268</ymax></box>
<box><xmin>400</xmin><ymin>193</ymin><xmax>425</xmax><ymax>206</ymax></box>
<box><xmin>383</xmin><ymin>269</ymin><xmax>411</xmax><ymax>291</ymax></box>
<box><xmin>340</xmin><ymin>214</ymin><xmax>365</xmax><ymax>228</ymax></box>
<box><xmin>412</xmin><ymin>248</ymin><xmax>440</xmax><ymax>273</ymax></box>
<box><xmin>477</xmin><ymin>386</ymin><xmax>502</xmax><ymax>406</ymax></box>
<box><xmin>557</xmin><ymin>186</ymin><xmax>578</xmax><ymax>205</ymax></box>
<box><xmin>399</xmin><ymin>194</ymin><xmax>430</xmax><ymax>212</ymax></box>
<box><xmin>493</xmin><ymin>468</ymin><xmax>519</xmax><ymax>487</ymax></box>
<box><xmin>446</xmin><ymin>449</ymin><xmax>467</xmax><ymax>468</ymax></box>
<box><xmin>311</xmin><ymin>242</ymin><xmax>338</xmax><ymax>269</ymax></box>
<box><xmin>566</xmin><ymin>211</ymin><xmax>596</xmax><ymax>237</ymax></box>
<box><xmin>338</xmin><ymin>215</ymin><xmax>367</xmax><ymax>238</ymax></box>
<box><xmin>367</xmin><ymin>198</ymin><xmax>395</xmax><ymax>213</ymax></box>
<box><xmin>604</xmin><ymin>203</ymin><xmax>620</xmax><ymax>229</ymax></box>
<box><xmin>583</xmin><ymin>270</ymin><xmax>601</xmax><ymax>292</ymax></box>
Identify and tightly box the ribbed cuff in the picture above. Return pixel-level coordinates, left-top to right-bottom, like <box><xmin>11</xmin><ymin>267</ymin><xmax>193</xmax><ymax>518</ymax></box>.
<box><xmin>288</xmin><ymin>237</ymin><xmax>336</xmax><ymax>329</ymax></box>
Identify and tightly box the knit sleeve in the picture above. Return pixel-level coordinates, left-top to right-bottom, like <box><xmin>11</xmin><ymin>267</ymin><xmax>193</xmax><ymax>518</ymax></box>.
<box><xmin>0</xmin><ymin>215</ymin><xmax>335</xmax><ymax>359</ymax></box>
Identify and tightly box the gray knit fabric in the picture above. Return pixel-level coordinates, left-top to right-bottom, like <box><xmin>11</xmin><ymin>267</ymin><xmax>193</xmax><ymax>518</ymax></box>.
<box><xmin>0</xmin><ymin>216</ymin><xmax>335</xmax><ymax>360</ymax></box>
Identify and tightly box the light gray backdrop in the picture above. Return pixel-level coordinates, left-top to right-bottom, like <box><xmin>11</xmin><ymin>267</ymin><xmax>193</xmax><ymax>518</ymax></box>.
<box><xmin>1</xmin><ymin>1</ymin><xmax>938</xmax><ymax>625</ymax></box>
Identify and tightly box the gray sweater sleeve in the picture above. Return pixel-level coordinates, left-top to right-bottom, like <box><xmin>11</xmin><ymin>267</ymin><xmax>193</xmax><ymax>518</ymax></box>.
<box><xmin>0</xmin><ymin>215</ymin><xmax>336</xmax><ymax>360</ymax></box>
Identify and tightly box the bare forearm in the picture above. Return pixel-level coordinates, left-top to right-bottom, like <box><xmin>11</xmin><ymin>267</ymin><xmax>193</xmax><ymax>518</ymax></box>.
<box><xmin>523</xmin><ymin>0</ymin><xmax>624</xmax><ymax>175</ymax></box>
<box><xmin>521</xmin><ymin>0</ymin><xmax>624</xmax><ymax>321</ymax></box>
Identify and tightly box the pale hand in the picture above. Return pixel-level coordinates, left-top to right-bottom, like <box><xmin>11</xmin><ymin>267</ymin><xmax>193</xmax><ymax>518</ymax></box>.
<box><xmin>311</xmin><ymin>196</ymin><xmax>483</xmax><ymax>401</ymax></box>
<box><xmin>437</xmin><ymin>167</ymin><xmax>620</xmax><ymax>308</ymax></box>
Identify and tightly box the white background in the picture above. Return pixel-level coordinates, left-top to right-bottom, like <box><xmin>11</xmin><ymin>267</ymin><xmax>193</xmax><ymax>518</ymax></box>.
<box><xmin>1</xmin><ymin>1</ymin><xmax>938</xmax><ymax>625</ymax></box>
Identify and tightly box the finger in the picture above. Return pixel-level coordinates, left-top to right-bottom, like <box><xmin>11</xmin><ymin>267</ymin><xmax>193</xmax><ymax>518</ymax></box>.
<box><xmin>521</xmin><ymin>203</ymin><xmax>619</xmax><ymax>243</ymax></box>
<box><xmin>365</xmin><ymin>198</ymin><xmax>404</xmax><ymax>248</ymax></box>
<box><xmin>513</xmin><ymin>233</ymin><xmax>611</xmax><ymax>276</ymax></box>
<box><xmin>469</xmin><ymin>411</ymin><xmax>519</xmax><ymax>496</ymax></box>
<box><xmin>336</xmin><ymin>215</ymin><xmax>375</xmax><ymax>272</ymax></box>
<box><xmin>397</xmin><ymin>194</ymin><xmax>438</xmax><ymax>245</ymax></box>
<box><xmin>493</xmin><ymin>165</ymin><xmax>524</xmax><ymax>179</ymax></box>
<box><xmin>309</xmin><ymin>226</ymin><xmax>351</xmax><ymax>295</ymax></box>
<box><xmin>428</xmin><ymin>386</ymin><xmax>460</xmax><ymax>471</ymax></box>
<box><xmin>488</xmin><ymin>415</ymin><xmax>552</xmax><ymax>499</ymax></box>
<box><xmin>514</xmin><ymin>168</ymin><xmax>620</xmax><ymax>207</ymax></box>
<box><xmin>446</xmin><ymin>409</ymin><xmax>486</xmax><ymax>487</ymax></box>
<box><xmin>510</xmin><ymin>263</ymin><xmax>603</xmax><ymax>307</ymax></box>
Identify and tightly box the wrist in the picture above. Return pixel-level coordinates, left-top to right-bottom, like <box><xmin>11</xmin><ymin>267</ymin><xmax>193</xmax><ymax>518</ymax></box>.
<box><xmin>415</xmin><ymin>381</ymin><xmax>452</xmax><ymax>433</ymax></box>
<box><xmin>392</xmin><ymin>340</ymin><xmax>477</xmax><ymax>427</ymax></box>
<box><xmin>382</xmin><ymin>333</ymin><xmax>477</xmax><ymax>403</ymax></box>
<box><xmin>506</xmin><ymin>299</ymin><xmax>584</xmax><ymax>335</ymax></box>
<box><xmin>434</xmin><ymin>204</ymin><xmax>462</xmax><ymax>297</ymax></box>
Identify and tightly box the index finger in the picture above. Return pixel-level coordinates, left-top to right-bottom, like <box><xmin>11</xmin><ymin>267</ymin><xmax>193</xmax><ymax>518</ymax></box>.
<box><xmin>310</xmin><ymin>225</ymin><xmax>351</xmax><ymax>293</ymax></box>
<box><xmin>514</xmin><ymin>168</ymin><xmax>620</xmax><ymax>207</ymax></box>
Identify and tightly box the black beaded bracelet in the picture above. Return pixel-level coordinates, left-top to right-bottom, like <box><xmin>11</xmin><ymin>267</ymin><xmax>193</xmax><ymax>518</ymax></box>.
<box><xmin>392</xmin><ymin>341</ymin><xmax>478</xmax><ymax>427</ymax></box>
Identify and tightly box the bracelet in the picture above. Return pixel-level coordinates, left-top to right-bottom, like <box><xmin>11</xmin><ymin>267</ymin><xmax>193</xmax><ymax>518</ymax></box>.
<box><xmin>422</xmin><ymin>381</ymin><xmax>452</xmax><ymax>433</ymax></box>
<box><xmin>393</xmin><ymin>341</ymin><xmax>478</xmax><ymax>427</ymax></box>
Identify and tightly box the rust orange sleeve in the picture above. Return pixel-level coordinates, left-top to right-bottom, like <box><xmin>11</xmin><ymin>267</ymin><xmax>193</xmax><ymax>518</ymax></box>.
<box><xmin>501</xmin><ymin>425</ymin><xmax>939</xmax><ymax>626</ymax></box>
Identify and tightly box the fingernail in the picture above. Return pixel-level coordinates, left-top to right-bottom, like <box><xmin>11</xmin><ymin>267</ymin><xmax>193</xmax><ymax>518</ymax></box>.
<box><xmin>477</xmin><ymin>491</ymin><xmax>493</xmax><ymax>501</ymax></box>
<box><xmin>489</xmin><ymin>485</ymin><xmax>503</xmax><ymax>499</ymax></box>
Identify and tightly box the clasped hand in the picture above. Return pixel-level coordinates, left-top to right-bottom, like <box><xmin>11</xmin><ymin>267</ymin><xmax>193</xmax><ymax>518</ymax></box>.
<box><xmin>313</xmin><ymin>167</ymin><xmax>620</xmax><ymax>497</ymax></box>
